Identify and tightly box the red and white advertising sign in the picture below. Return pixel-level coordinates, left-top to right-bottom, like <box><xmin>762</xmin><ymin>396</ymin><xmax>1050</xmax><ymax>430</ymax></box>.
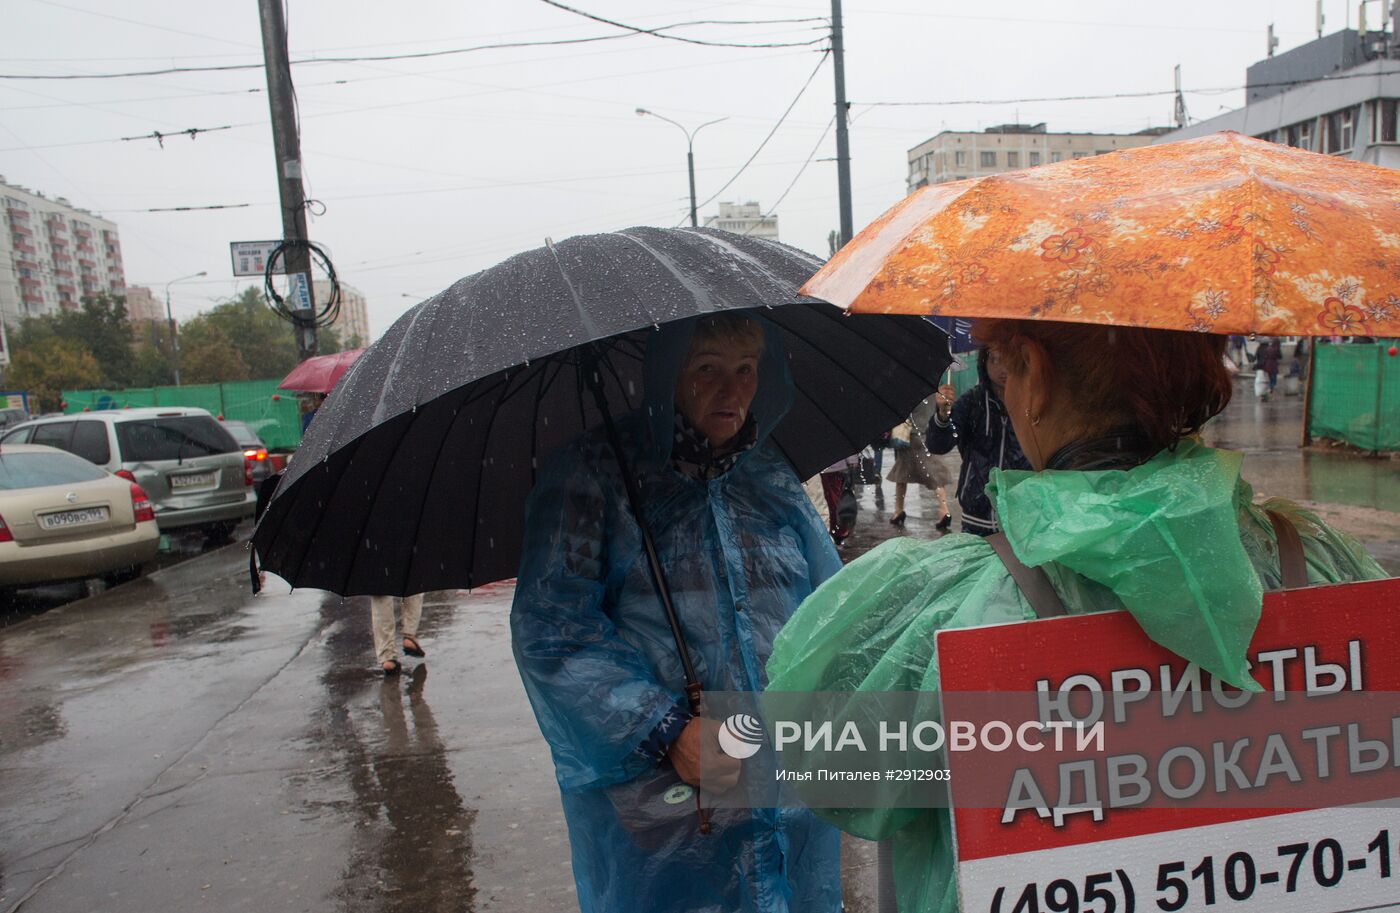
<box><xmin>936</xmin><ymin>578</ymin><xmax>1400</xmax><ymax>913</ymax></box>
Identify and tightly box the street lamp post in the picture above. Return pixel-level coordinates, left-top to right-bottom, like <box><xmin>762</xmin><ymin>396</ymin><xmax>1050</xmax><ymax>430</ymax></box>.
<box><xmin>164</xmin><ymin>270</ymin><xmax>206</xmax><ymax>386</ymax></box>
<box><xmin>636</xmin><ymin>108</ymin><xmax>727</xmax><ymax>228</ymax></box>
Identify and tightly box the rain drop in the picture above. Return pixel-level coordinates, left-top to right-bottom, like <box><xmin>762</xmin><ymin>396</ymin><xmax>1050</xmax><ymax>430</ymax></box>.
<box><xmin>489</xmin><ymin>537</ymin><xmax>496</xmax><ymax>549</ymax></box>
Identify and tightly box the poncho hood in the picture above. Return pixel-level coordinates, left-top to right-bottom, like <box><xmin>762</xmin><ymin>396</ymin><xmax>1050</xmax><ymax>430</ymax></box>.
<box><xmin>641</xmin><ymin>313</ymin><xmax>794</xmax><ymax>467</ymax></box>
<box><xmin>988</xmin><ymin>440</ymin><xmax>1262</xmax><ymax>690</ymax></box>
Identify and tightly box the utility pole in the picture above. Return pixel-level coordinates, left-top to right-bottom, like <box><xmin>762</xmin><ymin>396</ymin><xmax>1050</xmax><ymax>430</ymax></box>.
<box><xmin>257</xmin><ymin>0</ymin><xmax>317</xmax><ymax>362</ymax></box>
<box><xmin>831</xmin><ymin>0</ymin><xmax>854</xmax><ymax>249</ymax></box>
<box><xmin>1173</xmin><ymin>65</ymin><xmax>1189</xmax><ymax>128</ymax></box>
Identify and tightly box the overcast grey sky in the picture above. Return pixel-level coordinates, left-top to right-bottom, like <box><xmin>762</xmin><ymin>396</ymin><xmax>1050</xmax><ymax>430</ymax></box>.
<box><xmin>1</xmin><ymin>0</ymin><xmax>1352</xmax><ymax>339</ymax></box>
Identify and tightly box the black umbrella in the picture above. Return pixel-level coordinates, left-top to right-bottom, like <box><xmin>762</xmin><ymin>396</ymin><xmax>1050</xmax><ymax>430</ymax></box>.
<box><xmin>253</xmin><ymin>227</ymin><xmax>950</xmax><ymax>599</ymax></box>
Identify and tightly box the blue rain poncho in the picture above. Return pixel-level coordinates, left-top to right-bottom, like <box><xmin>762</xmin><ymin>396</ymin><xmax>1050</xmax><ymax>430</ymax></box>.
<box><xmin>511</xmin><ymin>317</ymin><xmax>844</xmax><ymax>913</ymax></box>
<box><xmin>766</xmin><ymin>441</ymin><xmax>1386</xmax><ymax>913</ymax></box>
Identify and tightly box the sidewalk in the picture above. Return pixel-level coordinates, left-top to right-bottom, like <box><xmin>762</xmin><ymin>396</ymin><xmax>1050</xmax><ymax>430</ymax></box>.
<box><xmin>0</xmin><ymin>547</ymin><xmax>576</xmax><ymax>913</ymax></box>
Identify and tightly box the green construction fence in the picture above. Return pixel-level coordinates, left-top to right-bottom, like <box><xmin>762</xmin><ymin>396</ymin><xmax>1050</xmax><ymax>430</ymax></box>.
<box><xmin>1306</xmin><ymin>342</ymin><xmax>1400</xmax><ymax>452</ymax></box>
<box><xmin>61</xmin><ymin>379</ymin><xmax>303</xmax><ymax>450</ymax></box>
<box><xmin>947</xmin><ymin>348</ymin><xmax>980</xmax><ymax>399</ymax></box>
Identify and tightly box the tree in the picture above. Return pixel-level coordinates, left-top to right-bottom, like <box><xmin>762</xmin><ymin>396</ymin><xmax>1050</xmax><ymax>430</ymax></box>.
<box><xmin>6</xmin><ymin>338</ymin><xmax>101</xmax><ymax>413</ymax></box>
<box><xmin>175</xmin><ymin>286</ymin><xmax>347</xmax><ymax>382</ymax></box>
<box><xmin>130</xmin><ymin>343</ymin><xmax>175</xmax><ymax>387</ymax></box>
<box><xmin>9</xmin><ymin>293</ymin><xmax>135</xmax><ymax>389</ymax></box>
<box><xmin>179</xmin><ymin>288</ymin><xmax>296</xmax><ymax>381</ymax></box>
<box><xmin>178</xmin><ymin>323</ymin><xmax>250</xmax><ymax>384</ymax></box>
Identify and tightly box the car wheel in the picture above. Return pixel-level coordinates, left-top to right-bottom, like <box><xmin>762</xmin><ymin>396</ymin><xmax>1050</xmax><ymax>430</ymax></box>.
<box><xmin>102</xmin><ymin>564</ymin><xmax>144</xmax><ymax>588</ymax></box>
<box><xmin>203</xmin><ymin>521</ymin><xmax>238</xmax><ymax>546</ymax></box>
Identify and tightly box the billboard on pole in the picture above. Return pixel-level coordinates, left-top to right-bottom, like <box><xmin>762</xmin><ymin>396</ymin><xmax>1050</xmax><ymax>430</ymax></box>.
<box><xmin>230</xmin><ymin>240</ymin><xmax>282</xmax><ymax>278</ymax></box>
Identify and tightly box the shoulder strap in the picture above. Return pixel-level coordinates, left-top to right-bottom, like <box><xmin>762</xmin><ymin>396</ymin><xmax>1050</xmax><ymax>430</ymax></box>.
<box><xmin>1265</xmin><ymin>509</ymin><xmax>1309</xmax><ymax>590</ymax></box>
<box><xmin>986</xmin><ymin>532</ymin><xmax>1067</xmax><ymax>619</ymax></box>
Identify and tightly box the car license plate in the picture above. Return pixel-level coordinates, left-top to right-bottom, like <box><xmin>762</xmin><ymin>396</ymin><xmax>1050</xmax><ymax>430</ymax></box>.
<box><xmin>170</xmin><ymin>471</ymin><xmax>217</xmax><ymax>490</ymax></box>
<box><xmin>39</xmin><ymin>507</ymin><xmax>110</xmax><ymax>530</ymax></box>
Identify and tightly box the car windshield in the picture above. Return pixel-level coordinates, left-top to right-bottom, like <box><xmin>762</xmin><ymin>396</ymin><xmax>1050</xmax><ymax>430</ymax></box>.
<box><xmin>115</xmin><ymin>416</ymin><xmax>238</xmax><ymax>462</ymax></box>
<box><xmin>0</xmin><ymin>451</ymin><xmax>108</xmax><ymax>489</ymax></box>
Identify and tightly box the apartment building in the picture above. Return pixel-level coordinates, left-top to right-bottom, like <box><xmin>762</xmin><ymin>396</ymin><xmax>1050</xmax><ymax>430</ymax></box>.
<box><xmin>0</xmin><ymin>178</ymin><xmax>125</xmax><ymax>333</ymax></box>
<box><xmin>703</xmin><ymin>201</ymin><xmax>779</xmax><ymax>241</ymax></box>
<box><xmin>313</xmin><ymin>279</ymin><xmax>370</xmax><ymax>347</ymax></box>
<box><xmin>906</xmin><ymin>124</ymin><xmax>1166</xmax><ymax>192</ymax></box>
<box><xmin>123</xmin><ymin>285</ymin><xmax>163</xmax><ymax>324</ymax></box>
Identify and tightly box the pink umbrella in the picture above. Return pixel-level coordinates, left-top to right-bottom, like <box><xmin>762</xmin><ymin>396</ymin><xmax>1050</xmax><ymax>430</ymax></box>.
<box><xmin>277</xmin><ymin>349</ymin><xmax>364</xmax><ymax>394</ymax></box>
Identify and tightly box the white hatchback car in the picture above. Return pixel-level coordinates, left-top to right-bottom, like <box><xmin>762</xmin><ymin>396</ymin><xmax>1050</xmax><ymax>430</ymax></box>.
<box><xmin>1</xmin><ymin>407</ymin><xmax>256</xmax><ymax>543</ymax></box>
<box><xmin>0</xmin><ymin>443</ymin><xmax>160</xmax><ymax>589</ymax></box>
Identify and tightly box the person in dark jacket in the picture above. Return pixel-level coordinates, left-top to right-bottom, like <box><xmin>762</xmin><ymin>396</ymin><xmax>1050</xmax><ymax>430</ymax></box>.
<box><xmin>925</xmin><ymin>347</ymin><xmax>1030</xmax><ymax>535</ymax></box>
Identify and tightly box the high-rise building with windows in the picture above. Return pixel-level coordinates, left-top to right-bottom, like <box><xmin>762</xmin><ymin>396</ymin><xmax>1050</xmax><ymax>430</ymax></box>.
<box><xmin>123</xmin><ymin>285</ymin><xmax>162</xmax><ymax>325</ymax></box>
<box><xmin>703</xmin><ymin>201</ymin><xmax>779</xmax><ymax>241</ymax></box>
<box><xmin>313</xmin><ymin>279</ymin><xmax>370</xmax><ymax>347</ymax></box>
<box><xmin>906</xmin><ymin>124</ymin><xmax>1167</xmax><ymax>193</ymax></box>
<box><xmin>1160</xmin><ymin>24</ymin><xmax>1400</xmax><ymax>170</ymax></box>
<box><xmin>1</xmin><ymin>178</ymin><xmax>125</xmax><ymax>337</ymax></box>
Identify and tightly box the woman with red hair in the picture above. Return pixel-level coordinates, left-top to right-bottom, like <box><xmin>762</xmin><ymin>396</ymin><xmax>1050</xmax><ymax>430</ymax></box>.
<box><xmin>767</xmin><ymin>320</ymin><xmax>1386</xmax><ymax>913</ymax></box>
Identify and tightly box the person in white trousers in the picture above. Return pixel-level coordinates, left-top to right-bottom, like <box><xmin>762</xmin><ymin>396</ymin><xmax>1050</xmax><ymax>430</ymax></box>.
<box><xmin>371</xmin><ymin>593</ymin><xmax>425</xmax><ymax>674</ymax></box>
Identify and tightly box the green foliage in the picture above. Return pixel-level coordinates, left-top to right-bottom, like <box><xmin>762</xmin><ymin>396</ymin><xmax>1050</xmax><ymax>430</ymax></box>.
<box><xmin>6</xmin><ymin>337</ymin><xmax>101</xmax><ymax>413</ymax></box>
<box><xmin>176</xmin><ymin>286</ymin><xmax>342</xmax><ymax>382</ymax></box>
<box><xmin>130</xmin><ymin>343</ymin><xmax>175</xmax><ymax>387</ymax></box>
<box><xmin>179</xmin><ymin>322</ymin><xmax>251</xmax><ymax>384</ymax></box>
<box><xmin>9</xmin><ymin>293</ymin><xmax>135</xmax><ymax>389</ymax></box>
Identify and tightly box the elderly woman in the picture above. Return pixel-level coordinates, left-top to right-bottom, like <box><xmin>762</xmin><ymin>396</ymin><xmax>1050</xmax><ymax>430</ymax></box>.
<box><xmin>766</xmin><ymin>320</ymin><xmax>1386</xmax><ymax>913</ymax></box>
<box><xmin>511</xmin><ymin>312</ymin><xmax>843</xmax><ymax>913</ymax></box>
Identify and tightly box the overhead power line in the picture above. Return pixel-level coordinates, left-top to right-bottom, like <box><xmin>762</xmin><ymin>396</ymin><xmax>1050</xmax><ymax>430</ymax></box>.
<box><xmin>0</xmin><ymin>33</ymin><xmax>637</xmax><ymax>80</ymax></box>
<box><xmin>0</xmin><ymin>14</ymin><xmax>826</xmax><ymax>80</ymax></box>
<box><xmin>112</xmin><ymin>203</ymin><xmax>255</xmax><ymax>213</ymax></box>
<box><xmin>120</xmin><ymin>125</ymin><xmax>235</xmax><ymax>146</ymax></box>
<box><xmin>742</xmin><ymin>115</ymin><xmax>835</xmax><ymax>236</ymax></box>
<box><xmin>860</xmin><ymin>68</ymin><xmax>1400</xmax><ymax>108</ymax></box>
<box><xmin>537</xmin><ymin>0</ymin><xmax>828</xmax><ymax>48</ymax></box>
<box><xmin>687</xmin><ymin>50</ymin><xmax>832</xmax><ymax>223</ymax></box>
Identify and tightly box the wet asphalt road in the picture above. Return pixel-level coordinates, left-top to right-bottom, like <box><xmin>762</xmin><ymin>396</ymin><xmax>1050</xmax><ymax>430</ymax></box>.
<box><xmin>0</xmin><ymin>379</ymin><xmax>1396</xmax><ymax>913</ymax></box>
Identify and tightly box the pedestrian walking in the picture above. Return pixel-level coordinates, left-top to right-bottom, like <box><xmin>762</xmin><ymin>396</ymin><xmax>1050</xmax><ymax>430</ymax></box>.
<box><xmin>925</xmin><ymin>349</ymin><xmax>1029</xmax><ymax>535</ymax></box>
<box><xmin>1229</xmin><ymin>334</ymin><xmax>1247</xmax><ymax>367</ymax></box>
<box><xmin>819</xmin><ymin>452</ymin><xmax>860</xmax><ymax>545</ymax></box>
<box><xmin>510</xmin><ymin>313</ymin><xmax>843</xmax><ymax>913</ymax></box>
<box><xmin>886</xmin><ymin>419</ymin><xmax>950</xmax><ymax>531</ymax></box>
<box><xmin>769</xmin><ymin>320</ymin><xmax>1387</xmax><ymax>913</ymax></box>
<box><xmin>1264</xmin><ymin>337</ymin><xmax>1283</xmax><ymax>391</ymax></box>
<box><xmin>371</xmin><ymin>593</ymin><xmax>426</xmax><ymax>675</ymax></box>
<box><xmin>869</xmin><ymin>430</ymin><xmax>889</xmax><ymax>488</ymax></box>
<box><xmin>1254</xmin><ymin>337</ymin><xmax>1281</xmax><ymax>399</ymax></box>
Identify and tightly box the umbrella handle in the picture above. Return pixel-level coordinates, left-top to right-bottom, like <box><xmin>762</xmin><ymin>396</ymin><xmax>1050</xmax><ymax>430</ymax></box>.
<box><xmin>581</xmin><ymin>348</ymin><xmax>705</xmax><ymax>694</ymax></box>
<box><xmin>582</xmin><ymin>350</ymin><xmax>713</xmax><ymax>837</ymax></box>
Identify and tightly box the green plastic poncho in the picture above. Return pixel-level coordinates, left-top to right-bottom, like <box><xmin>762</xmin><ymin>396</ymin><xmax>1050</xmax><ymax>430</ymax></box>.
<box><xmin>765</xmin><ymin>441</ymin><xmax>1386</xmax><ymax>913</ymax></box>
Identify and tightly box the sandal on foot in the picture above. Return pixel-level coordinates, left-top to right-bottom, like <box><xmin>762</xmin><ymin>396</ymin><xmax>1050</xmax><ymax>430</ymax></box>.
<box><xmin>402</xmin><ymin>635</ymin><xmax>426</xmax><ymax>658</ymax></box>
<box><xmin>381</xmin><ymin>659</ymin><xmax>402</xmax><ymax>676</ymax></box>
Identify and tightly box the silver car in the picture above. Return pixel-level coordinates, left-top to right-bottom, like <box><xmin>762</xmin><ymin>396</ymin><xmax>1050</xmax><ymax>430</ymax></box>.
<box><xmin>1</xmin><ymin>407</ymin><xmax>255</xmax><ymax>543</ymax></box>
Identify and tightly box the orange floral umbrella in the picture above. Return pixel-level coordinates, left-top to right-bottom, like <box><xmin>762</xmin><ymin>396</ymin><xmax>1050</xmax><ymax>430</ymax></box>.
<box><xmin>803</xmin><ymin>132</ymin><xmax>1400</xmax><ymax>337</ymax></box>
